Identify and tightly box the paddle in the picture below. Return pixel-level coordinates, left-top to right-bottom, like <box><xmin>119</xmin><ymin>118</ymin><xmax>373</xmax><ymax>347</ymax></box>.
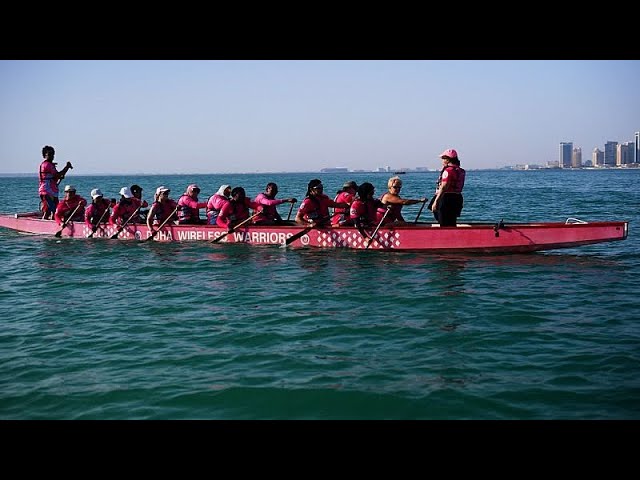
<box><xmin>87</xmin><ymin>205</ymin><xmax>111</xmax><ymax>238</ymax></box>
<box><xmin>54</xmin><ymin>203</ymin><xmax>83</xmax><ymax>238</ymax></box>
<box><xmin>144</xmin><ymin>206</ymin><xmax>179</xmax><ymax>242</ymax></box>
<box><xmin>110</xmin><ymin>206</ymin><xmax>141</xmax><ymax>239</ymax></box>
<box><xmin>282</xmin><ymin>215</ymin><xmax>330</xmax><ymax>247</ymax></box>
<box><xmin>211</xmin><ymin>212</ymin><xmax>260</xmax><ymax>244</ymax></box>
<box><xmin>286</xmin><ymin>200</ymin><xmax>296</xmax><ymax>221</ymax></box>
<box><xmin>364</xmin><ymin>206</ymin><xmax>392</xmax><ymax>249</ymax></box>
<box><xmin>414</xmin><ymin>198</ymin><xmax>428</xmax><ymax>224</ymax></box>
<box><xmin>55</xmin><ymin>161</ymin><xmax>73</xmax><ymax>186</ymax></box>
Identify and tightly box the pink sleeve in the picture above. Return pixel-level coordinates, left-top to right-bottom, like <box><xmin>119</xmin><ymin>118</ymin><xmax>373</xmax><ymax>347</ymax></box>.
<box><xmin>216</xmin><ymin>202</ymin><xmax>233</xmax><ymax>228</ymax></box>
<box><xmin>85</xmin><ymin>204</ymin><xmax>94</xmax><ymax>228</ymax></box>
<box><xmin>245</xmin><ymin>198</ymin><xmax>260</xmax><ymax>210</ymax></box>
<box><xmin>256</xmin><ymin>194</ymin><xmax>284</xmax><ymax>207</ymax></box>
<box><xmin>299</xmin><ymin>199</ymin><xmax>313</xmax><ymax>215</ymax></box>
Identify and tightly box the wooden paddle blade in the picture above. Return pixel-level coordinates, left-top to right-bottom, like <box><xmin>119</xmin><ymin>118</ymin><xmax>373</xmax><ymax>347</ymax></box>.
<box><xmin>284</xmin><ymin>226</ymin><xmax>313</xmax><ymax>246</ymax></box>
<box><xmin>211</xmin><ymin>232</ymin><xmax>229</xmax><ymax>244</ymax></box>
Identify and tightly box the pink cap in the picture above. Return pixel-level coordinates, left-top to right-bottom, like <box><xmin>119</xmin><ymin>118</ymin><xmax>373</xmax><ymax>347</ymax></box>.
<box><xmin>187</xmin><ymin>184</ymin><xmax>201</xmax><ymax>193</ymax></box>
<box><xmin>440</xmin><ymin>148</ymin><xmax>458</xmax><ymax>159</ymax></box>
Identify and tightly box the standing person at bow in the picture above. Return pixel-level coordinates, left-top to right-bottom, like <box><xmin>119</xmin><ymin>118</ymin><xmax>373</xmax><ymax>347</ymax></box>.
<box><xmin>54</xmin><ymin>185</ymin><xmax>87</xmax><ymax>225</ymax></box>
<box><xmin>147</xmin><ymin>186</ymin><xmax>178</xmax><ymax>228</ymax></box>
<box><xmin>110</xmin><ymin>186</ymin><xmax>142</xmax><ymax>225</ymax></box>
<box><xmin>129</xmin><ymin>184</ymin><xmax>149</xmax><ymax>222</ymax></box>
<box><xmin>85</xmin><ymin>188</ymin><xmax>114</xmax><ymax>231</ymax></box>
<box><xmin>379</xmin><ymin>176</ymin><xmax>426</xmax><ymax>226</ymax></box>
<box><xmin>177</xmin><ymin>184</ymin><xmax>208</xmax><ymax>225</ymax></box>
<box><xmin>217</xmin><ymin>187</ymin><xmax>259</xmax><ymax>230</ymax></box>
<box><xmin>431</xmin><ymin>148</ymin><xmax>466</xmax><ymax>227</ymax></box>
<box><xmin>331</xmin><ymin>180</ymin><xmax>358</xmax><ymax>226</ymax></box>
<box><xmin>38</xmin><ymin>145</ymin><xmax>73</xmax><ymax>219</ymax></box>
<box><xmin>295</xmin><ymin>179</ymin><xmax>349</xmax><ymax>227</ymax></box>
<box><xmin>252</xmin><ymin>182</ymin><xmax>296</xmax><ymax>225</ymax></box>
<box><xmin>206</xmin><ymin>184</ymin><xmax>231</xmax><ymax>225</ymax></box>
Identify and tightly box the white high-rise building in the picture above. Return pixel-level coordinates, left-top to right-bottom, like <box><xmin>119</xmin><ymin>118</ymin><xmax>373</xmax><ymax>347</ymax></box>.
<box><xmin>592</xmin><ymin>148</ymin><xmax>604</xmax><ymax>167</ymax></box>
<box><xmin>635</xmin><ymin>132</ymin><xmax>639</xmax><ymax>164</ymax></box>
<box><xmin>572</xmin><ymin>147</ymin><xmax>582</xmax><ymax>168</ymax></box>
<box><xmin>617</xmin><ymin>142</ymin><xmax>634</xmax><ymax>166</ymax></box>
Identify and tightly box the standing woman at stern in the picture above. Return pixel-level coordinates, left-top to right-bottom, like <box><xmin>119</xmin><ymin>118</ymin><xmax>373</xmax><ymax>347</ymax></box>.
<box><xmin>431</xmin><ymin>148</ymin><xmax>465</xmax><ymax>227</ymax></box>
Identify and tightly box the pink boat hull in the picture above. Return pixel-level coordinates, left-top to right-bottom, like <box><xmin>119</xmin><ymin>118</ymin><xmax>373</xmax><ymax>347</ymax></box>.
<box><xmin>0</xmin><ymin>212</ymin><xmax>629</xmax><ymax>253</ymax></box>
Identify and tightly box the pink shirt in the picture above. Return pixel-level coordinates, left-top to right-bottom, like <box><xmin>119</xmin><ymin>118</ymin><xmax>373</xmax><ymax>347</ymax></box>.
<box><xmin>177</xmin><ymin>195</ymin><xmax>207</xmax><ymax>223</ymax></box>
<box><xmin>38</xmin><ymin>160</ymin><xmax>59</xmax><ymax>196</ymax></box>
<box><xmin>150</xmin><ymin>199</ymin><xmax>178</xmax><ymax>224</ymax></box>
<box><xmin>298</xmin><ymin>193</ymin><xmax>332</xmax><ymax>223</ymax></box>
<box><xmin>253</xmin><ymin>192</ymin><xmax>285</xmax><ymax>224</ymax></box>
<box><xmin>331</xmin><ymin>191</ymin><xmax>355</xmax><ymax>225</ymax></box>
<box><xmin>350</xmin><ymin>198</ymin><xmax>379</xmax><ymax>227</ymax></box>
<box><xmin>206</xmin><ymin>194</ymin><xmax>230</xmax><ymax>224</ymax></box>
<box><xmin>439</xmin><ymin>165</ymin><xmax>466</xmax><ymax>193</ymax></box>
<box><xmin>85</xmin><ymin>198</ymin><xmax>111</xmax><ymax>228</ymax></box>
<box><xmin>217</xmin><ymin>198</ymin><xmax>258</xmax><ymax>229</ymax></box>
<box><xmin>54</xmin><ymin>196</ymin><xmax>87</xmax><ymax>224</ymax></box>
<box><xmin>110</xmin><ymin>200</ymin><xmax>140</xmax><ymax>225</ymax></box>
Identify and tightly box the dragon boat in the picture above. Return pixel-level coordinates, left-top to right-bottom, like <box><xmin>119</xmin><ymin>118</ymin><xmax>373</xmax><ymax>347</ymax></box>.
<box><xmin>0</xmin><ymin>211</ymin><xmax>629</xmax><ymax>253</ymax></box>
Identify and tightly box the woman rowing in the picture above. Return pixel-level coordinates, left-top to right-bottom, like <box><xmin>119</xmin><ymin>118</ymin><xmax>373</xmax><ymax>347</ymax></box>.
<box><xmin>177</xmin><ymin>184</ymin><xmax>207</xmax><ymax>225</ymax></box>
<box><xmin>147</xmin><ymin>186</ymin><xmax>178</xmax><ymax>228</ymax></box>
<box><xmin>85</xmin><ymin>189</ymin><xmax>113</xmax><ymax>231</ymax></box>
<box><xmin>216</xmin><ymin>187</ymin><xmax>259</xmax><ymax>231</ymax></box>
<box><xmin>350</xmin><ymin>182</ymin><xmax>384</xmax><ymax>238</ymax></box>
<box><xmin>295</xmin><ymin>179</ymin><xmax>349</xmax><ymax>227</ymax></box>
<box><xmin>331</xmin><ymin>181</ymin><xmax>358</xmax><ymax>226</ymax></box>
<box><xmin>206</xmin><ymin>184</ymin><xmax>231</xmax><ymax>225</ymax></box>
<box><xmin>110</xmin><ymin>187</ymin><xmax>142</xmax><ymax>225</ymax></box>
<box><xmin>252</xmin><ymin>182</ymin><xmax>296</xmax><ymax>225</ymax></box>
<box><xmin>379</xmin><ymin>176</ymin><xmax>426</xmax><ymax>226</ymax></box>
<box><xmin>54</xmin><ymin>185</ymin><xmax>87</xmax><ymax>225</ymax></box>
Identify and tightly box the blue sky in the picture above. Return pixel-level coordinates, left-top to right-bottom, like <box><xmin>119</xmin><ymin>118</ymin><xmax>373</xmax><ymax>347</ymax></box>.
<box><xmin>1</xmin><ymin>60</ymin><xmax>638</xmax><ymax>174</ymax></box>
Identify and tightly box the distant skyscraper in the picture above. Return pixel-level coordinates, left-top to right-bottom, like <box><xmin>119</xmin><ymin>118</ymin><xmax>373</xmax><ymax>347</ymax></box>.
<box><xmin>559</xmin><ymin>142</ymin><xmax>573</xmax><ymax>168</ymax></box>
<box><xmin>604</xmin><ymin>141</ymin><xmax>618</xmax><ymax>166</ymax></box>
<box><xmin>592</xmin><ymin>148</ymin><xmax>604</xmax><ymax>167</ymax></box>
<box><xmin>635</xmin><ymin>132</ymin><xmax>639</xmax><ymax>164</ymax></box>
<box><xmin>572</xmin><ymin>147</ymin><xmax>582</xmax><ymax>168</ymax></box>
<box><xmin>618</xmin><ymin>142</ymin><xmax>634</xmax><ymax>166</ymax></box>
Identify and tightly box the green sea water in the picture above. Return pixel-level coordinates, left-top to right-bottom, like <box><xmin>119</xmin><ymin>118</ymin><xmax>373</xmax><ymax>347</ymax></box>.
<box><xmin>0</xmin><ymin>169</ymin><xmax>638</xmax><ymax>419</ymax></box>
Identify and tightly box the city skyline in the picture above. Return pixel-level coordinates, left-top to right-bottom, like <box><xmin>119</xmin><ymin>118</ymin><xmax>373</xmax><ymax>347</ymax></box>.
<box><xmin>1</xmin><ymin>60</ymin><xmax>638</xmax><ymax>175</ymax></box>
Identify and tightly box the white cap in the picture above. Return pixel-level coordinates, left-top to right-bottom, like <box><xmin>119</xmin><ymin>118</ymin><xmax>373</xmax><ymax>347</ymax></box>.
<box><xmin>119</xmin><ymin>187</ymin><xmax>133</xmax><ymax>198</ymax></box>
<box><xmin>156</xmin><ymin>185</ymin><xmax>170</xmax><ymax>195</ymax></box>
<box><xmin>91</xmin><ymin>188</ymin><xmax>104</xmax><ymax>199</ymax></box>
<box><xmin>64</xmin><ymin>185</ymin><xmax>76</xmax><ymax>192</ymax></box>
